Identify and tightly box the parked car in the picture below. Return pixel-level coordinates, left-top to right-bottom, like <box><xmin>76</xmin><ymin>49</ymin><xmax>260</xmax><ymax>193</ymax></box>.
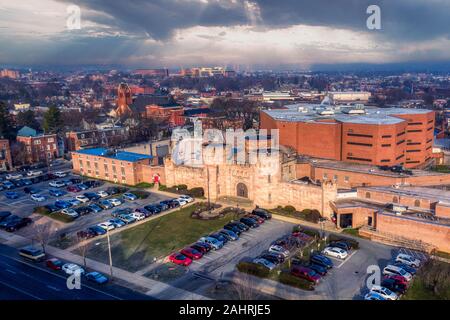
<box><xmin>118</xmin><ymin>213</ymin><xmax>136</xmax><ymax>224</ymax></box>
<box><xmin>382</xmin><ymin>265</ymin><xmax>412</xmax><ymax>282</ymax></box>
<box><xmin>158</xmin><ymin>201</ymin><xmax>169</xmax><ymax>211</ymax></box>
<box><xmin>88</xmin><ymin>225</ymin><xmax>107</xmax><ymax>236</ymax></box>
<box><xmin>322</xmin><ymin>247</ymin><xmax>348</xmax><ymax>260</ymax></box>
<box><xmin>18</xmin><ymin>246</ymin><xmax>45</xmax><ymax>262</ymax></box>
<box><xmin>191</xmin><ymin>242</ymin><xmax>211</xmax><ymax>253</ymax></box>
<box><xmin>245</xmin><ymin>214</ymin><xmax>264</xmax><ymax>224</ymax></box>
<box><xmin>67</xmin><ymin>185</ymin><xmax>81</xmax><ymax>193</ymax></box>
<box><xmin>307</xmin><ymin>263</ymin><xmax>328</xmax><ymax>276</ymax></box>
<box><xmin>67</xmin><ymin>198</ymin><xmax>81</xmax><ymax>206</ymax></box>
<box><xmin>2</xmin><ymin>181</ymin><xmax>15</xmax><ymax>189</ymax></box>
<box><xmin>97</xmin><ymin>190</ymin><xmax>109</xmax><ymax>198</ymax></box>
<box><xmin>88</xmin><ymin>203</ymin><xmax>103</xmax><ymax>213</ymax></box>
<box><xmin>395</xmin><ymin>253</ymin><xmax>421</xmax><ymax>268</ymax></box>
<box><xmin>24</xmin><ymin>187</ymin><xmax>40</xmax><ymax>194</ymax></box>
<box><xmin>130</xmin><ymin>211</ymin><xmax>145</xmax><ymax>221</ymax></box>
<box><xmin>44</xmin><ymin>204</ymin><xmax>59</xmax><ymax>213</ymax></box>
<box><xmin>174</xmin><ymin>198</ymin><xmax>188</xmax><ymax>206</ymax></box>
<box><xmin>77</xmin><ymin>229</ymin><xmax>97</xmax><ymax>239</ymax></box>
<box><xmin>62</xmin><ymin>263</ymin><xmax>85</xmax><ymax>275</ymax></box>
<box><xmin>49</xmin><ymin>189</ymin><xmax>66</xmax><ymax>197</ymax></box>
<box><xmin>61</xmin><ymin>209</ymin><xmax>79</xmax><ymax>218</ymax></box>
<box><xmin>85</xmin><ymin>272</ymin><xmax>108</xmax><ymax>284</ymax></box>
<box><xmin>111</xmin><ymin>208</ymin><xmax>133</xmax><ymax>217</ymax></box>
<box><xmin>223</xmin><ymin>223</ymin><xmax>242</xmax><ymax>235</ymax></box>
<box><xmin>209</xmin><ymin>232</ymin><xmax>228</xmax><ymax>244</ymax></box>
<box><xmin>291</xmin><ymin>266</ymin><xmax>321</xmax><ymax>283</ymax></box>
<box><xmin>122</xmin><ymin>193</ymin><xmax>137</xmax><ymax>201</ymax></box>
<box><xmin>27</xmin><ymin>170</ymin><xmax>43</xmax><ymax>177</ymax></box>
<box><xmin>268</xmin><ymin>245</ymin><xmax>289</xmax><ymax>258</ymax></box>
<box><xmin>46</xmin><ymin>258</ymin><xmax>64</xmax><ymax>270</ymax></box>
<box><xmin>84</xmin><ymin>180</ymin><xmax>102</xmax><ymax>188</ymax></box>
<box><xmin>99</xmin><ymin>199</ymin><xmax>113</xmax><ymax>209</ymax></box>
<box><xmin>240</xmin><ymin>217</ymin><xmax>259</xmax><ymax>228</ymax></box>
<box><xmin>253</xmin><ymin>258</ymin><xmax>276</xmax><ymax>270</ymax></box>
<box><xmin>108</xmin><ymin>218</ymin><xmax>126</xmax><ymax>228</ymax></box>
<box><xmin>77</xmin><ymin>183</ymin><xmax>89</xmax><ymax>190</ymax></box>
<box><xmin>55</xmin><ymin>200</ymin><xmax>72</xmax><ymax>209</ymax></box>
<box><xmin>370</xmin><ymin>285</ymin><xmax>398</xmax><ymax>300</ymax></box>
<box><xmin>6</xmin><ymin>173</ymin><xmax>23</xmax><ymax>180</ymax></box>
<box><xmin>0</xmin><ymin>216</ymin><xmax>32</xmax><ymax>232</ymax></box>
<box><xmin>167</xmin><ymin>199</ymin><xmax>180</xmax><ymax>208</ymax></box>
<box><xmin>310</xmin><ymin>254</ymin><xmax>334</xmax><ymax>269</ymax></box>
<box><xmin>381</xmin><ymin>278</ymin><xmax>407</xmax><ymax>295</ymax></box>
<box><xmin>5</xmin><ymin>191</ymin><xmax>20</xmax><ymax>199</ymax></box>
<box><xmin>198</xmin><ymin>236</ymin><xmax>223</xmax><ymax>250</ymax></box>
<box><xmin>49</xmin><ymin>181</ymin><xmax>65</xmax><ymax>188</ymax></box>
<box><xmin>219</xmin><ymin>229</ymin><xmax>239</xmax><ymax>241</ymax></box>
<box><xmin>329</xmin><ymin>241</ymin><xmax>352</xmax><ymax>252</ymax></box>
<box><xmin>394</xmin><ymin>262</ymin><xmax>417</xmax><ymax>275</ymax></box>
<box><xmin>364</xmin><ymin>292</ymin><xmax>386</xmax><ymax>300</ymax></box>
<box><xmin>84</xmin><ymin>192</ymin><xmax>100</xmax><ymax>201</ymax></box>
<box><xmin>54</xmin><ymin>171</ymin><xmax>67</xmax><ymax>178</ymax></box>
<box><xmin>98</xmin><ymin>221</ymin><xmax>115</xmax><ymax>231</ymax></box>
<box><xmin>383</xmin><ymin>275</ymin><xmax>408</xmax><ymax>286</ymax></box>
<box><xmin>109</xmin><ymin>198</ymin><xmax>123</xmax><ymax>207</ymax></box>
<box><xmin>260</xmin><ymin>253</ymin><xmax>284</xmax><ymax>265</ymax></box>
<box><xmin>144</xmin><ymin>205</ymin><xmax>161</xmax><ymax>215</ymax></box>
<box><xmin>75</xmin><ymin>206</ymin><xmax>93</xmax><ymax>216</ymax></box>
<box><xmin>70</xmin><ymin>178</ymin><xmax>82</xmax><ymax>184</ymax></box>
<box><xmin>252</xmin><ymin>208</ymin><xmax>272</xmax><ymax>220</ymax></box>
<box><xmin>180</xmin><ymin>247</ymin><xmax>203</xmax><ymax>260</ymax></box>
<box><xmin>0</xmin><ymin>211</ymin><xmax>12</xmax><ymax>221</ymax></box>
<box><xmin>178</xmin><ymin>195</ymin><xmax>194</xmax><ymax>203</ymax></box>
<box><xmin>169</xmin><ymin>252</ymin><xmax>192</xmax><ymax>266</ymax></box>
<box><xmin>76</xmin><ymin>195</ymin><xmax>90</xmax><ymax>203</ymax></box>
<box><xmin>229</xmin><ymin>221</ymin><xmax>249</xmax><ymax>232</ymax></box>
<box><xmin>135</xmin><ymin>207</ymin><xmax>151</xmax><ymax>217</ymax></box>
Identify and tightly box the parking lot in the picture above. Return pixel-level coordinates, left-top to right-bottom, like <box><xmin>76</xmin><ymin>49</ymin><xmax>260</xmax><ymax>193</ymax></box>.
<box><xmin>0</xmin><ymin>171</ymin><xmax>172</xmax><ymax>241</ymax></box>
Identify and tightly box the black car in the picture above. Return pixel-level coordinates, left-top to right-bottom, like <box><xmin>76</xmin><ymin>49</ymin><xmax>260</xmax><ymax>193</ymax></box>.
<box><xmin>155</xmin><ymin>204</ymin><xmax>165</xmax><ymax>212</ymax></box>
<box><xmin>75</xmin><ymin>206</ymin><xmax>93</xmax><ymax>215</ymax></box>
<box><xmin>240</xmin><ymin>217</ymin><xmax>259</xmax><ymax>228</ymax></box>
<box><xmin>70</xmin><ymin>178</ymin><xmax>82</xmax><ymax>184</ymax></box>
<box><xmin>144</xmin><ymin>205</ymin><xmax>161</xmax><ymax>214</ymax></box>
<box><xmin>0</xmin><ymin>216</ymin><xmax>32</xmax><ymax>232</ymax></box>
<box><xmin>381</xmin><ymin>278</ymin><xmax>407</xmax><ymax>295</ymax></box>
<box><xmin>260</xmin><ymin>253</ymin><xmax>284</xmax><ymax>264</ymax></box>
<box><xmin>223</xmin><ymin>223</ymin><xmax>242</xmax><ymax>235</ymax></box>
<box><xmin>44</xmin><ymin>204</ymin><xmax>59</xmax><ymax>213</ymax></box>
<box><xmin>158</xmin><ymin>201</ymin><xmax>169</xmax><ymax>211</ymax></box>
<box><xmin>378</xmin><ymin>165</ymin><xmax>391</xmax><ymax>171</ymax></box>
<box><xmin>167</xmin><ymin>199</ymin><xmax>180</xmax><ymax>208</ymax></box>
<box><xmin>84</xmin><ymin>180</ymin><xmax>103</xmax><ymax>188</ymax></box>
<box><xmin>0</xmin><ymin>211</ymin><xmax>12</xmax><ymax>221</ymax></box>
<box><xmin>84</xmin><ymin>192</ymin><xmax>100</xmax><ymax>201</ymax></box>
<box><xmin>13</xmin><ymin>180</ymin><xmax>25</xmax><ymax>187</ymax></box>
<box><xmin>135</xmin><ymin>207</ymin><xmax>152</xmax><ymax>217</ymax></box>
<box><xmin>252</xmin><ymin>208</ymin><xmax>272</xmax><ymax>220</ymax></box>
<box><xmin>310</xmin><ymin>254</ymin><xmax>334</xmax><ymax>269</ymax></box>
<box><xmin>307</xmin><ymin>263</ymin><xmax>328</xmax><ymax>276</ymax></box>
<box><xmin>77</xmin><ymin>229</ymin><xmax>97</xmax><ymax>239</ymax></box>
<box><xmin>209</xmin><ymin>233</ymin><xmax>228</xmax><ymax>244</ymax></box>
<box><xmin>232</xmin><ymin>221</ymin><xmax>249</xmax><ymax>232</ymax></box>
<box><xmin>330</xmin><ymin>241</ymin><xmax>351</xmax><ymax>251</ymax></box>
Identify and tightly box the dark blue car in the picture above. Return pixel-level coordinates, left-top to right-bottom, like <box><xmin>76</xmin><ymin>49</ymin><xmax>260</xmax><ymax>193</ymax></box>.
<box><xmin>5</xmin><ymin>191</ymin><xmax>20</xmax><ymax>199</ymax></box>
<box><xmin>310</xmin><ymin>253</ymin><xmax>334</xmax><ymax>269</ymax></box>
<box><xmin>88</xmin><ymin>225</ymin><xmax>107</xmax><ymax>235</ymax></box>
<box><xmin>49</xmin><ymin>189</ymin><xmax>66</xmax><ymax>197</ymax></box>
<box><xmin>85</xmin><ymin>272</ymin><xmax>108</xmax><ymax>284</ymax></box>
<box><xmin>55</xmin><ymin>200</ymin><xmax>71</xmax><ymax>209</ymax></box>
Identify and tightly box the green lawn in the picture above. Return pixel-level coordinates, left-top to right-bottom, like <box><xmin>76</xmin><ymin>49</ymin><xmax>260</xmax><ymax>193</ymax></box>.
<box><xmin>84</xmin><ymin>203</ymin><xmax>240</xmax><ymax>272</ymax></box>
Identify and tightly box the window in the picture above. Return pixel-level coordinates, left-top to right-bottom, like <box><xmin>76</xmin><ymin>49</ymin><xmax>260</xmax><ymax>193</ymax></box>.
<box><xmin>365</xmin><ymin>192</ymin><xmax>371</xmax><ymax>199</ymax></box>
<box><xmin>381</xmin><ymin>159</ymin><xmax>390</xmax><ymax>163</ymax></box>
<box><xmin>347</xmin><ymin>156</ymin><xmax>371</xmax><ymax>162</ymax></box>
<box><xmin>347</xmin><ymin>133</ymin><xmax>373</xmax><ymax>138</ymax></box>
<box><xmin>382</xmin><ymin>135</ymin><xmax>392</xmax><ymax>138</ymax></box>
<box><xmin>406</xmin><ymin>150</ymin><xmax>421</xmax><ymax>153</ymax></box>
<box><xmin>396</xmin><ymin>140</ymin><xmax>405</xmax><ymax>145</ymax></box>
<box><xmin>121</xmin><ymin>167</ymin><xmax>125</xmax><ymax>175</ymax></box>
<box><xmin>381</xmin><ymin>144</ymin><xmax>391</xmax><ymax>147</ymax></box>
<box><xmin>347</xmin><ymin>142</ymin><xmax>373</xmax><ymax>147</ymax></box>
<box><xmin>333</xmin><ymin>175</ymin><xmax>338</xmax><ymax>182</ymax></box>
<box><xmin>268</xmin><ymin>175</ymin><xmax>271</xmax><ymax>183</ymax></box>
<box><xmin>47</xmin><ymin>138</ymin><xmax>54</xmax><ymax>143</ymax></box>
<box><xmin>407</xmin><ymin>142</ymin><xmax>421</xmax><ymax>146</ymax></box>
<box><xmin>112</xmin><ymin>166</ymin><xmax>116</xmax><ymax>173</ymax></box>
<box><xmin>86</xmin><ymin>161</ymin><xmax>91</xmax><ymax>168</ymax></box>
<box><xmin>397</xmin><ymin>132</ymin><xmax>405</xmax><ymax>137</ymax></box>
<box><xmin>34</xmin><ymin>140</ymin><xmax>41</xmax><ymax>145</ymax></box>
<box><xmin>323</xmin><ymin>173</ymin><xmax>328</xmax><ymax>180</ymax></box>
<box><xmin>407</xmin><ymin>129</ymin><xmax>422</xmax><ymax>133</ymax></box>
<box><xmin>344</xmin><ymin>176</ymin><xmax>349</xmax><ymax>183</ymax></box>
<box><xmin>408</xmin><ymin>122</ymin><xmax>423</xmax><ymax>126</ymax></box>
<box><xmin>414</xmin><ymin>199</ymin><xmax>420</xmax><ymax>207</ymax></box>
<box><xmin>104</xmin><ymin>164</ymin><xmax>108</xmax><ymax>172</ymax></box>
<box><xmin>393</xmin><ymin>197</ymin><xmax>399</xmax><ymax>203</ymax></box>
<box><xmin>396</xmin><ymin>154</ymin><xmax>404</xmax><ymax>160</ymax></box>
<box><xmin>79</xmin><ymin>160</ymin><xmax>83</xmax><ymax>168</ymax></box>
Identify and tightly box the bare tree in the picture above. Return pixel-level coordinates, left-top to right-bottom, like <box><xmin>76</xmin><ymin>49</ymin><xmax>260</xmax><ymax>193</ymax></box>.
<box><xmin>74</xmin><ymin>235</ymin><xmax>91</xmax><ymax>268</ymax></box>
<box><xmin>32</xmin><ymin>219</ymin><xmax>56</xmax><ymax>253</ymax></box>
<box><xmin>232</xmin><ymin>273</ymin><xmax>258</xmax><ymax>300</ymax></box>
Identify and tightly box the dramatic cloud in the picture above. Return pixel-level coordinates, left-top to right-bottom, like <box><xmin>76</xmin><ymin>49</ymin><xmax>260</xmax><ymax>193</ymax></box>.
<box><xmin>0</xmin><ymin>0</ymin><xmax>449</xmax><ymax>68</ymax></box>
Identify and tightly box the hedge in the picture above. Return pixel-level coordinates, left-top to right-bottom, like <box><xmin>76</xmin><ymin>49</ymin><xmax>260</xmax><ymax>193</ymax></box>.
<box><xmin>328</xmin><ymin>234</ymin><xmax>360</xmax><ymax>250</ymax></box>
<box><xmin>236</xmin><ymin>261</ymin><xmax>270</xmax><ymax>278</ymax></box>
<box><xmin>279</xmin><ymin>272</ymin><xmax>315</xmax><ymax>291</ymax></box>
<box><xmin>132</xmin><ymin>190</ymin><xmax>150</xmax><ymax>199</ymax></box>
<box><xmin>134</xmin><ymin>182</ymin><xmax>155</xmax><ymax>189</ymax></box>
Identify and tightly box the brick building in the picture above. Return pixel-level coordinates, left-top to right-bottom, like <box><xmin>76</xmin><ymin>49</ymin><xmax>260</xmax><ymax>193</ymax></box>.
<box><xmin>144</xmin><ymin>104</ymin><xmax>185</xmax><ymax>127</ymax></box>
<box><xmin>65</xmin><ymin>127</ymin><xmax>130</xmax><ymax>151</ymax></box>
<box><xmin>16</xmin><ymin>127</ymin><xmax>59</xmax><ymax>164</ymax></box>
<box><xmin>261</xmin><ymin>104</ymin><xmax>435</xmax><ymax>168</ymax></box>
<box><xmin>0</xmin><ymin>139</ymin><xmax>12</xmax><ymax>171</ymax></box>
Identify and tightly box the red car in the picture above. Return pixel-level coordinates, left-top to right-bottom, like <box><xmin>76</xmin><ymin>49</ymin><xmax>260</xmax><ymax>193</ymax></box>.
<box><xmin>67</xmin><ymin>185</ymin><xmax>81</xmax><ymax>193</ymax></box>
<box><xmin>384</xmin><ymin>275</ymin><xmax>408</xmax><ymax>285</ymax></box>
<box><xmin>46</xmin><ymin>258</ymin><xmax>64</xmax><ymax>270</ymax></box>
<box><xmin>169</xmin><ymin>253</ymin><xmax>192</xmax><ymax>266</ymax></box>
<box><xmin>291</xmin><ymin>266</ymin><xmax>321</xmax><ymax>283</ymax></box>
<box><xmin>180</xmin><ymin>247</ymin><xmax>203</xmax><ymax>260</ymax></box>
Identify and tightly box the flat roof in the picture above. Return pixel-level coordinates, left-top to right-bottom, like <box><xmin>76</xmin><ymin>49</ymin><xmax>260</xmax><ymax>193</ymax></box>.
<box><xmin>75</xmin><ymin>148</ymin><xmax>152</xmax><ymax>162</ymax></box>
<box><xmin>262</xmin><ymin>103</ymin><xmax>432</xmax><ymax>125</ymax></box>
<box><xmin>360</xmin><ymin>186</ymin><xmax>450</xmax><ymax>203</ymax></box>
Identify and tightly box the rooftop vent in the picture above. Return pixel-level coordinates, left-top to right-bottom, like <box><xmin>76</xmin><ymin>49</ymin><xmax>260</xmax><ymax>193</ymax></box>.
<box><xmin>317</xmin><ymin>108</ymin><xmax>335</xmax><ymax>116</ymax></box>
<box><xmin>297</xmin><ymin>106</ymin><xmax>308</xmax><ymax>113</ymax></box>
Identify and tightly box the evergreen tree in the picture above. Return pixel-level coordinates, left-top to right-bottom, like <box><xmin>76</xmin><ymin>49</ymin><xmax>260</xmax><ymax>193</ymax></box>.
<box><xmin>43</xmin><ymin>105</ymin><xmax>62</xmax><ymax>134</ymax></box>
<box><xmin>0</xmin><ymin>101</ymin><xmax>16</xmax><ymax>140</ymax></box>
<box><xmin>16</xmin><ymin>109</ymin><xmax>40</xmax><ymax>131</ymax></box>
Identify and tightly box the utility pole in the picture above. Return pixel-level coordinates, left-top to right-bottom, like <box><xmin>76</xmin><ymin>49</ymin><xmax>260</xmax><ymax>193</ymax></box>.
<box><xmin>106</xmin><ymin>229</ymin><xmax>113</xmax><ymax>279</ymax></box>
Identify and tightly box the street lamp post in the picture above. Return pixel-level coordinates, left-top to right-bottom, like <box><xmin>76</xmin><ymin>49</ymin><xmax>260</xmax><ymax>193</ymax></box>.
<box><xmin>106</xmin><ymin>229</ymin><xmax>113</xmax><ymax>279</ymax></box>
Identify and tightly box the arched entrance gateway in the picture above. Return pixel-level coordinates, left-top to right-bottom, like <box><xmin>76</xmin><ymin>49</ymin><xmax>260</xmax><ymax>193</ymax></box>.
<box><xmin>236</xmin><ymin>183</ymin><xmax>248</xmax><ymax>198</ymax></box>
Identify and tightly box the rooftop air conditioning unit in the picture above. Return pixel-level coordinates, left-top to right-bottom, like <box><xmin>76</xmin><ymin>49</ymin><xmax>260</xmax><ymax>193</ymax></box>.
<box><xmin>317</xmin><ymin>109</ymin><xmax>335</xmax><ymax>115</ymax></box>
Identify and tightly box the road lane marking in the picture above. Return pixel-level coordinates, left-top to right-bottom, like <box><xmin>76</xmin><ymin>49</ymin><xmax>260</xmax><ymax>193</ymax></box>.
<box><xmin>0</xmin><ymin>279</ymin><xmax>42</xmax><ymax>300</ymax></box>
<box><xmin>336</xmin><ymin>250</ymin><xmax>357</xmax><ymax>269</ymax></box>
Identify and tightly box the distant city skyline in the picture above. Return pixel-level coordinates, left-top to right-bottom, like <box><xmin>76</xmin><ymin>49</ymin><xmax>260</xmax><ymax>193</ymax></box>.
<box><xmin>0</xmin><ymin>0</ymin><xmax>449</xmax><ymax>69</ymax></box>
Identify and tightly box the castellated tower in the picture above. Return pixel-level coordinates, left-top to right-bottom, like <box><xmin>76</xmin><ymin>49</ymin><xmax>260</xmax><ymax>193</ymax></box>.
<box><xmin>115</xmin><ymin>83</ymin><xmax>133</xmax><ymax>117</ymax></box>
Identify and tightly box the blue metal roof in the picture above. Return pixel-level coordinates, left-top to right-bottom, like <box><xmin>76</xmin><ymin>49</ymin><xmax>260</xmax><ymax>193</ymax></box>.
<box><xmin>76</xmin><ymin>148</ymin><xmax>152</xmax><ymax>162</ymax></box>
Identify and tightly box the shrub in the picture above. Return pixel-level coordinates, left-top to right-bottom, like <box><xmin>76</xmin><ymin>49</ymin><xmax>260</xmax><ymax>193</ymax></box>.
<box><xmin>284</xmin><ymin>205</ymin><xmax>296</xmax><ymax>214</ymax></box>
<box><xmin>177</xmin><ymin>184</ymin><xmax>188</xmax><ymax>190</ymax></box>
<box><xmin>236</xmin><ymin>261</ymin><xmax>270</xmax><ymax>278</ymax></box>
<box><xmin>133</xmin><ymin>190</ymin><xmax>150</xmax><ymax>199</ymax></box>
<box><xmin>187</xmin><ymin>187</ymin><xmax>204</xmax><ymax>197</ymax></box>
<box><xmin>159</xmin><ymin>184</ymin><xmax>167</xmax><ymax>191</ymax></box>
<box><xmin>300</xmin><ymin>209</ymin><xmax>321</xmax><ymax>223</ymax></box>
<box><xmin>302</xmin><ymin>228</ymin><xmax>320</xmax><ymax>238</ymax></box>
<box><xmin>134</xmin><ymin>182</ymin><xmax>154</xmax><ymax>189</ymax></box>
<box><xmin>279</xmin><ymin>272</ymin><xmax>315</xmax><ymax>291</ymax></box>
<box><xmin>328</xmin><ymin>234</ymin><xmax>359</xmax><ymax>249</ymax></box>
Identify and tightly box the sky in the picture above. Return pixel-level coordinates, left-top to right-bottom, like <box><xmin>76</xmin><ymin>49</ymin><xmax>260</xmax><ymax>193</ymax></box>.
<box><xmin>0</xmin><ymin>0</ymin><xmax>449</xmax><ymax>70</ymax></box>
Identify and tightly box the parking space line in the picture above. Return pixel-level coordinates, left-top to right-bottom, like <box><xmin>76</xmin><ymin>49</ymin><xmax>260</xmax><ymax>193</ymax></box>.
<box><xmin>336</xmin><ymin>250</ymin><xmax>357</xmax><ymax>269</ymax></box>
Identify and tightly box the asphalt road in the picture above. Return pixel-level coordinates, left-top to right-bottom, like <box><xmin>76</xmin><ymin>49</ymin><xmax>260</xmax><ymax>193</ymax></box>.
<box><xmin>0</xmin><ymin>244</ymin><xmax>152</xmax><ymax>300</ymax></box>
